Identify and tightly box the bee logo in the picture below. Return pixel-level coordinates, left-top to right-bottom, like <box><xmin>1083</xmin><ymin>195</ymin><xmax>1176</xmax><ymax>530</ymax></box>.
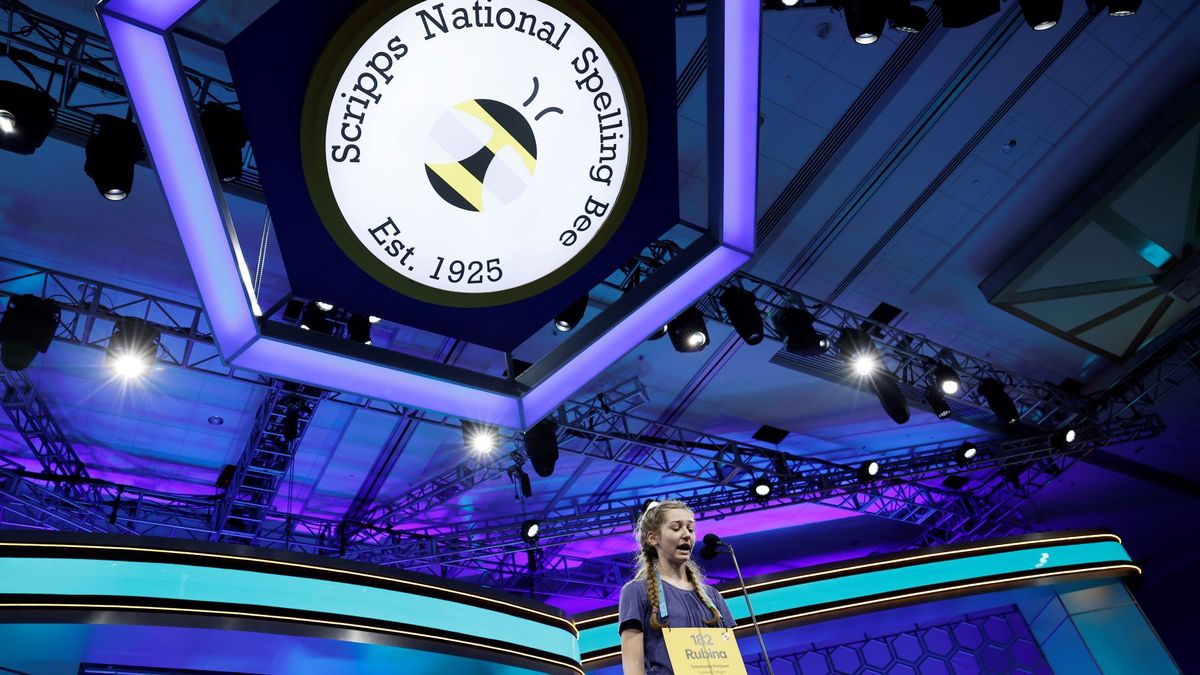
<box><xmin>425</xmin><ymin>79</ymin><xmax>561</xmax><ymax>212</ymax></box>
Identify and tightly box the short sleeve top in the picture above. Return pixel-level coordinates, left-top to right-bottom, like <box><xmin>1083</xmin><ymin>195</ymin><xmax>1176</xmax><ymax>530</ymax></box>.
<box><xmin>618</xmin><ymin>578</ymin><xmax>737</xmax><ymax>674</ymax></box>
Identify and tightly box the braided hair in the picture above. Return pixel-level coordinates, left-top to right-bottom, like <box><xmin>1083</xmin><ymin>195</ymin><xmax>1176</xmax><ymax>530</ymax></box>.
<box><xmin>632</xmin><ymin>500</ymin><xmax>720</xmax><ymax>629</ymax></box>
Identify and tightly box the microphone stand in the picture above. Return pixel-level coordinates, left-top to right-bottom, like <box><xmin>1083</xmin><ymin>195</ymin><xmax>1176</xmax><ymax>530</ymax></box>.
<box><xmin>723</xmin><ymin>543</ymin><xmax>775</xmax><ymax>675</ymax></box>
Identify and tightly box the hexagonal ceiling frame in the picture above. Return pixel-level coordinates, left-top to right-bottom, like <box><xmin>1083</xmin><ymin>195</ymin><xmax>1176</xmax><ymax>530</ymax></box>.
<box><xmin>96</xmin><ymin>0</ymin><xmax>758</xmax><ymax>430</ymax></box>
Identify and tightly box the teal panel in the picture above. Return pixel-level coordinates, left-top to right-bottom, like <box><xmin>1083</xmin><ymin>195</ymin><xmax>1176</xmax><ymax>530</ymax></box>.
<box><xmin>1073</xmin><ymin>605</ymin><xmax>1180</xmax><ymax>674</ymax></box>
<box><xmin>0</xmin><ymin>558</ymin><xmax>578</xmax><ymax>662</ymax></box>
<box><xmin>1058</xmin><ymin>580</ymin><xmax>1133</xmax><ymax>614</ymax></box>
<box><xmin>578</xmin><ymin>540</ymin><xmax>1129</xmax><ymax>655</ymax></box>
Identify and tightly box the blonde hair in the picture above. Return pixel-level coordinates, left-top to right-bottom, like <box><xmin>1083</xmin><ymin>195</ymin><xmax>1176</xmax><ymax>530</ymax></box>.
<box><xmin>633</xmin><ymin>500</ymin><xmax>719</xmax><ymax>629</ymax></box>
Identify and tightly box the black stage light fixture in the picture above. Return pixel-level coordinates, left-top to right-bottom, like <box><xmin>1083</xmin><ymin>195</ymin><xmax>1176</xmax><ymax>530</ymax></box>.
<box><xmin>281</xmin><ymin>406</ymin><xmax>302</xmax><ymax>442</ymax></box>
<box><xmin>647</xmin><ymin>323</ymin><xmax>669</xmax><ymax>341</ymax></box>
<box><xmin>106</xmin><ymin>317</ymin><xmax>160</xmax><ymax>379</ymax></box>
<box><xmin>1106</xmin><ymin>0</ymin><xmax>1142</xmax><ymax>16</ymax></box>
<box><xmin>1019</xmin><ymin>0</ymin><xmax>1062</xmax><ymax>30</ymax></box>
<box><xmin>836</xmin><ymin>329</ymin><xmax>879</xmax><ymax>377</ymax></box>
<box><xmin>979</xmin><ymin>378</ymin><xmax>1020</xmax><ymax>425</ymax></box>
<box><xmin>765</xmin><ymin>0</ymin><xmax>801</xmax><ymax>9</ymax></box>
<box><xmin>300</xmin><ymin>301</ymin><xmax>333</xmax><ymax>333</ymax></box>
<box><xmin>858</xmin><ymin>460</ymin><xmax>880</xmax><ymax>482</ymax></box>
<box><xmin>84</xmin><ymin>115</ymin><xmax>144</xmax><ymax>201</ymax></box>
<box><xmin>347</xmin><ymin>313</ymin><xmax>372</xmax><ymax>345</ymax></box>
<box><xmin>515</xmin><ymin>465</ymin><xmax>533</xmax><ymax>499</ymax></box>
<box><xmin>668</xmin><ymin>307</ymin><xmax>709</xmax><ymax>353</ymax></box>
<box><xmin>0</xmin><ymin>81</ymin><xmax>56</xmax><ymax>155</ymax></box>
<box><xmin>956</xmin><ymin>442</ymin><xmax>978</xmax><ymax>465</ymax></box>
<box><xmin>890</xmin><ymin>1</ymin><xmax>929</xmax><ymax>33</ymax></box>
<box><xmin>925</xmin><ymin>387</ymin><xmax>952</xmax><ymax>419</ymax></box>
<box><xmin>1050</xmin><ymin>427</ymin><xmax>1076</xmax><ymax>450</ymax></box>
<box><xmin>750</xmin><ymin>477</ymin><xmax>772</xmax><ymax>501</ymax></box>
<box><xmin>199</xmin><ymin>103</ymin><xmax>249</xmax><ymax>182</ymax></box>
<box><xmin>0</xmin><ymin>295</ymin><xmax>59</xmax><ymax>371</ymax></box>
<box><xmin>936</xmin><ymin>0</ymin><xmax>1000</xmax><ymax>28</ymax></box>
<box><xmin>521</xmin><ymin>519</ymin><xmax>540</xmax><ymax>543</ymax></box>
<box><xmin>932</xmin><ymin>364</ymin><xmax>960</xmax><ymax>396</ymax></box>
<box><xmin>845</xmin><ymin>0</ymin><xmax>888</xmax><ymax>44</ymax></box>
<box><xmin>719</xmin><ymin>287</ymin><xmax>764</xmax><ymax>345</ymax></box>
<box><xmin>871</xmin><ymin>372</ymin><xmax>911</xmax><ymax>425</ymax></box>
<box><xmin>524</xmin><ymin>418</ymin><xmax>560</xmax><ymax>477</ymax></box>
<box><xmin>282</xmin><ymin>299</ymin><xmax>305</xmax><ymax>323</ymax></box>
<box><xmin>775</xmin><ymin>307</ymin><xmax>830</xmax><ymax>356</ymax></box>
<box><xmin>554</xmin><ymin>295</ymin><xmax>588</xmax><ymax>332</ymax></box>
<box><xmin>461</xmin><ymin>420</ymin><xmax>499</xmax><ymax>454</ymax></box>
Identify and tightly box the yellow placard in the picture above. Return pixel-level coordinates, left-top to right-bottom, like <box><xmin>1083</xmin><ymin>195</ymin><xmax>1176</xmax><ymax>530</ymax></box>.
<box><xmin>662</xmin><ymin>626</ymin><xmax>748</xmax><ymax>675</ymax></box>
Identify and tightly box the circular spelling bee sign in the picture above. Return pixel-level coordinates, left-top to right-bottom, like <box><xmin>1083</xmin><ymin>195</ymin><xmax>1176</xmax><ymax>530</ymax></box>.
<box><xmin>301</xmin><ymin>0</ymin><xmax>646</xmax><ymax>307</ymax></box>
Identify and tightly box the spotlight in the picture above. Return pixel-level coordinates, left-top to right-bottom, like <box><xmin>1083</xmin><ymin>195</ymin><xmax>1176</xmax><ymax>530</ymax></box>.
<box><xmin>461</xmin><ymin>420</ymin><xmax>498</xmax><ymax>453</ymax></box>
<box><xmin>300</xmin><ymin>301</ymin><xmax>333</xmax><ymax>333</ymax></box>
<box><xmin>347</xmin><ymin>313</ymin><xmax>372</xmax><ymax>344</ymax></box>
<box><xmin>836</xmin><ymin>330</ymin><xmax>878</xmax><ymax>376</ymax></box>
<box><xmin>765</xmin><ymin>0</ymin><xmax>801</xmax><ymax>8</ymax></box>
<box><xmin>979</xmin><ymin>378</ymin><xmax>1020</xmax><ymax>425</ymax></box>
<box><xmin>199</xmin><ymin>103</ymin><xmax>249</xmax><ymax>182</ymax></box>
<box><xmin>554</xmin><ymin>295</ymin><xmax>588</xmax><ymax>332</ymax></box>
<box><xmin>521</xmin><ymin>519</ymin><xmax>540</xmax><ymax>543</ymax></box>
<box><xmin>750</xmin><ymin>477</ymin><xmax>772</xmax><ymax>501</ymax></box>
<box><xmin>1050</xmin><ymin>428</ymin><xmax>1076</xmax><ymax>450</ymax></box>
<box><xmin>668</xmin><ymin>307</ymin><xmax>709</xmax><ymax>353</ymax></box>
<box><xmin>524</xmin><ymin>418</ymin><xmax>560</xmax><ymax>477</ymax></box>
<box><xmin>105</xmin><ymin>318</ymin><xmax>159</xmax><ymax>379</ymax></box>
<box><xmin>281</xmin><ymin>406</ymin><xmax>302</xmax><ymax>442</ymax></box>
<box><xmin>956</xmin><ymin>442</ymin><xmax>978</xmax><ymax>465</ymax></box>
<box><xmin>282</xmin><ymin>299</ymin><xmax>305</xmax><ymax>323</ymax></box>
<box><xmin>774</xmin><ymin>307</ymin><xmax>830</xmax><ymax>356</ymax></box>
<box><xmin>515</xmin><ymin>465</ymin><xmax>533</xmax><ymax>499</ymax></box>
<box><xmin>368</xmin><ymin>315</ymin><xmax>383</xmax><ymax>324</ymax></box>
<box><xmin>0</xmin><ymin>81</ymin><xmax>56</xmax><ymax>155</ymax></box>
<box><xmin>925</xmin><ymin>387</ymin><xmax>952</xmax><ymax>419</ymax></box>
<box><xmin>858</xmin><ymin>460</ymin><xmax>880</xmax><ymax>482</ymax></box>
<box><xmin>845</xmin><ymin>0</ymin><xmax>887</xmax><ymax>44</ymax></box>
<box><xmin>936</xmin><ymin>0</ymin><xmax>1000</xmax><ymax>28</ymax></box>
<box><xmin>718</xmin><ymin>287</ymin><xmax>764</xmax><ymax>346</ymax></box>
<box><xmin>647</xmin><ymin>324</ymin><xmax>669</xmax><ymax>341</ymax></box>
<box><xmin>1019</xmin><ymin>0</ymin><xmax>1062</xmax><ymax>30</ymax></box>
<box><xmin>84</xmin><ymin>115</ymin><xmax>144</xmax><ymax>201</ymax></box>
<box><xmin>1107</xmin><ymin>0</ymin><xmax>1141</xmax><ymax>16</ymax></box>
<box><xmin>932</xmin><ymin>364</ymin><xmax>960</xmax><ymax>396</ymax></box>
<box><xmin>890</xmin><ymin>2</ymin><xmax>929</xmax><ymax>32</ymax></box>
<box><xmin>0</xmin><ymin>295</ymin><xmax>59</xmax><ymax>371</ymax></box>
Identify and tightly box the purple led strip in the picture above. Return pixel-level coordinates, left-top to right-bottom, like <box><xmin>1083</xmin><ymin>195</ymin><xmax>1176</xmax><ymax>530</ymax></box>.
<box><xmin>99</xmin><ymin>0</ymin><xmax>759</xmax><ymax>429</ymax></box>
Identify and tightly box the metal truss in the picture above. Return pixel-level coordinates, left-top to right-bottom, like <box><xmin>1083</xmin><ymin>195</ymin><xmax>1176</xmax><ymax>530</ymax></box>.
<box><xmin>351</xmin><ymin>377</ymin><xmax>651</xmax><ymax>540</ymax></box>
<box><xmin>602</xmin><ymin>243</ymin><xmax>1088</xmax><ymax>433</ymax></box>
<box><xmin>1092</xmin><ymin>310</ymin><xmax>1200</xmax><ymax>424</ymax></box>
<box><xmin>0</xmin><ymin>0</ymin><xmax>264</xmax><ymax>199</ymax></box>
<box><xmin>212</xmin><ymin>381</ymin><xmax>325</xmax><ymax>542</ymax></box>
<box><xmin>0</xmin><ymin>366</ymin><xmax>90</xmax><ymax>498</ymax></box>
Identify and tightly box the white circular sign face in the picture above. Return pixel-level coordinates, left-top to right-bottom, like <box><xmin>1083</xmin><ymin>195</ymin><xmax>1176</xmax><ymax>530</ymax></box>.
<box><xmin>302</xmin><ymin>0</ymin><xmax>643</xmax><ymax>307</ymax></box>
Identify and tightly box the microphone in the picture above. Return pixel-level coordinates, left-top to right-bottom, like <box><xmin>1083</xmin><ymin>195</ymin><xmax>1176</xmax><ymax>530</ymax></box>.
<box><xmin>699</xmin><ymin>532</ymin><xmax>775</xmax><ymax>675</ymax></box>
<box><xmin>699</xmin><ymin>533</ymin><xmax>722</xmax><ymax>560</ymax></box>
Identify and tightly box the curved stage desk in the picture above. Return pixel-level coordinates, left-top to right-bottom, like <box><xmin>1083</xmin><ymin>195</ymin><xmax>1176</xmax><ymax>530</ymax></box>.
<box><xmin>578</xmin><ymin>530</ymin><xmax>1178</xmax><ymax>674</ymax></box>
<box><xmin>0</xmin><ymin>531</ymin><xmax>1178</xmax><ymax>673</ymax></box>
<box><xmin>0</xmin><ymin>532</ymin><xmax>581</xmax><ymax>674</ymax></box>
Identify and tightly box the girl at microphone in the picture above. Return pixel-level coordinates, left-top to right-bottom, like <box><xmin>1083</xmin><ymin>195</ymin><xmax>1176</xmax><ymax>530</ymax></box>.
<box><xmin>618</xmin><ymin>500</ymin><xmax>736</xmax><ymax>675</ymax></box>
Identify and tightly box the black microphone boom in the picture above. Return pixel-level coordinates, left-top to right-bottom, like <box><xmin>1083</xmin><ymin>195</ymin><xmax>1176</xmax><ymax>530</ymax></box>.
<box><xmin>699</xmin><ymin>534</ymin><xmax>776</xmax><ymax>675</ymax></box>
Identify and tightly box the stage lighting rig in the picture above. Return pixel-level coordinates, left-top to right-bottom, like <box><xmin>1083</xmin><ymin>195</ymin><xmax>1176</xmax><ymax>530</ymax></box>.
<box><xmin>858</xmin><ymin>460</ymin><xmax>880</xmax><ymax>482</ymax></box>
<box><xmin>523</xmin><ymin>418</ymin><xmax>560</xmax><ymax>477</ymax></box>
<box><xmin>521</xmin><ymin>519</ymin><xmax>540</xmax><ymax>543</ymax></box>
<box><xmin>0</xmin><ymin>81</ymin><xmax>56</xmax><ymax>155</ymax></box>
<box><xmin>84</xmin><ymin>115</ymin><xmax>145</xmax><ymax>201</ymax></box>
<box><xmin>462</xmin><ymin>420</ymin><xmax>499</xmax><ymax>454</ymax></box>
<box><xmin>0</xmin><ymin>295</ymin><xmax>59</xmax><ymax>371</ymax></box>
<box><xmin>668</xmin><ymin>307</ymin><xmax>709</xmax><ymax>353</ymax></box>
<box><xmin>979</xmin><ymin>378</ymin><xmax>1020</xmax><ymax>425</ymax></box>
<box><xmin>554</xmin><ymin>295</ymin><xmax>588</xmax><ymax>332</ymax></box>
<box><xmin>750</xmin><ymin>477</ymin><xmax>772</xmax><ymax>501</ymax></box>
<box><xmin>106</xmin><ymin>317</ymin><xmax>160</xmax><ymax>379</ymax></box>
<box><xmin>718</xmin><ymin>287</ymin><xmax>764</xmax><ymax>345</ymax></box>
<box><xmin>955</xmin><ymin>442</ymin><xmax>978</xmax><ymax>465</ymax></box>
<box><xmin>199</xmin><ymin>103</ymin><xmax>249</xmax><ymax>182</ymax></box>
<box><xmin>1018</xmin><ymin>0</ymin><xmax>1062</xmax><ymax>30</ymax></box>
<box><xmin>775</xmin><ymin>307</ymin><xmax>830</xmax><ymax>356</ymax></box>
